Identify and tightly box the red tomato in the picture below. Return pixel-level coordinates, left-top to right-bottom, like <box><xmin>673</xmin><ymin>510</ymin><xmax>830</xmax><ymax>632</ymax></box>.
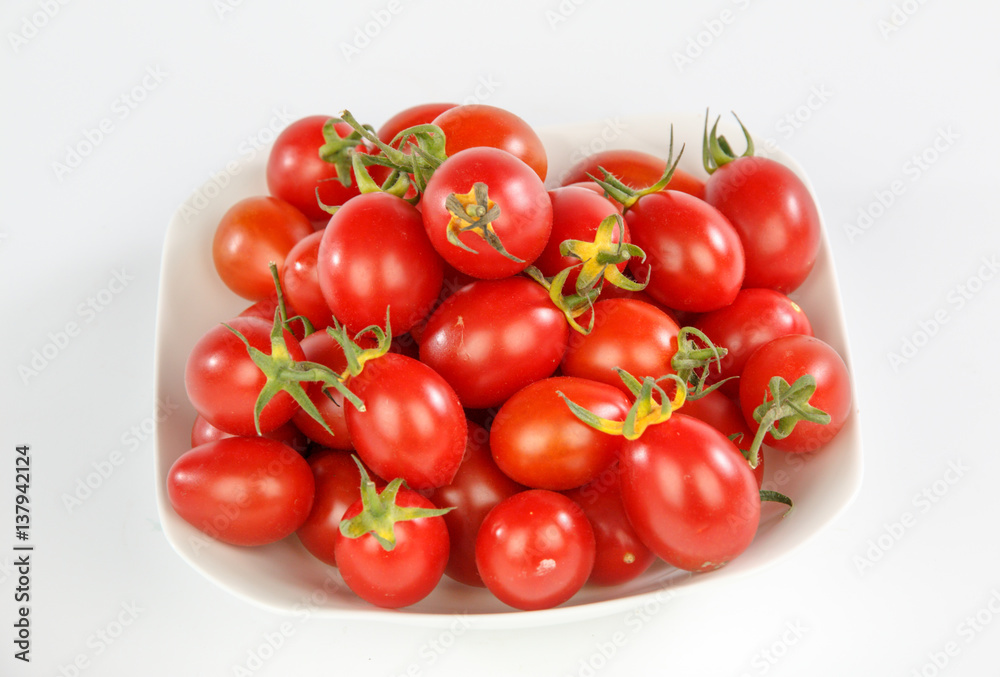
<box><xmin>334</xmin><ymin>488</ymin><xmax>450</xmax><ymax>608</ymax></box>
<box><xmin>419</xmin><ymin>277</ymin><xmax>570</xmax><ymax>409</ymax></box>
<box><xmin>704</xmin><ymin>157</ymin><xmax>821</xmax><ymax>294</ymax></box>
<box><xmin>678</xmin><ymin>389</ymin><xmax>764</xmax><ymax>488</ymax></box>
<box><xmin>421</xmin><ymin>147</ymin><xmax>552</xmax><ymax>279</ymax></box>
<box><xmin>425</xmin><ymin>422</ymin><xmax>526</xmax><ymax>587</ymax></box>
<box><xmin>626</xmin><ymin>190</ymin><xmax>745</xmax><ymax>312</ymax></box>
<box><xmin>167</xmin><ymin>437</ymin><xmax>315</xmax><ymax>546</ymax></box>
<box><xmin>190</xmin><ymin>414</ymin><xmax>309</xmax><ymax>456</ymax></box>
<box><xmin>563</xmin><ymin>182</ymin><xmax>625</xmax><ymax>212</ymax></box>
<box><xmin>377</xmin><ymin>102</ymin><xmax>457</xmax><ymax>146</ymax></box>
<box><xmin>490</xmin><ymin>377</ymin><xmax>630</xmax><ymax>490</ymax></box>
<box><xmin>212</xmin><ymin>196</ymin><xmax>314</xmax><ymax>302</ymax></box>
<box><xmin>279</xmin><ymin>231</ymin><xmax>334</xmax><ymax>331</ymax></box>
<box><xmin>476</xmin><ymin>490</ymin><xmax>595</xmax><ymax>610</ymax></box>
<box><xmin>739</xmin><ymin>335</ymin><xmax>852</xmax><ymax>453</ymax></box>
<box><xmin>296</xmin><ymin>449</ymin><xmax>383</xmax><ymax>567</ymax></box>
<box><xmin>559</xmin><ymin>148</ymin><xmax>705</xmax><ymax>199</ymax></box>
<box><xmin>562</xmin><ymin>298</ymin><xmax>679</xmax><ymax>394</ymax></box>
<box><xmin>267</xmin><ymin>116</ymin><xmax>361</xmax><ymax>222</ymax></box>
<box><xmin>184</xmin><ymin>317</ymin><xmax>304</xmax><ymax>436</ymax></box>
<box><xmin>345</xmin><ymin>352</ymin><xmax>467</xmax><ymax>489</ymax></box>
<box><xmin>563</xmin><ymin>465</ymin><xmax>656</xmax><ymax>586</ymax></box>
<box><xmin>433</xmin><ymin>104</ymin><xmax>548</xmax><ymax>181</ymax></box>
<box><xmin>290</xmin><ymin>330</ymin><xmax>353</xmax><ymax>450</ymax></box>
<box><xmin>316</xmin><ymin>192</ymin><xmax>444</xmax><ymax>334</ymax></box>
<box><xmin>694</xmin><ymin>288</ymin><xmax>813</xmax><ymax>398</ymax></box>
<box><xmin>618</xmin><ymin>414</ymin><xmax>760</xmax><ymax>572</ymax></box>
<box><xmin>532</xmin><ymin>186</ymin><xmax>625</xmax><ymax>290</ymax></box>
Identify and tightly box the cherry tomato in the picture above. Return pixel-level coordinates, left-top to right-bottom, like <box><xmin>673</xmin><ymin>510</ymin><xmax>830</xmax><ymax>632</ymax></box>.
<box><xmin>425</xmin><ymin>422</ymin><xmax>525</xmax><ymax>587</ymax></box>
<box><xmin>490</xmin><ymin>377</ymin><xmax>630</xmax><ymax>490</ymax></box>
<box><xmin>421</xmin><ymin>147</ymin><xmax>552</xmax><ymax>279</ymax></box>
<box><xmin>377</xmin><ymin>102</ymin><xmax>458</xmax><ymax>146</ymax></box>
<box><xmin>476</xmin><ymin>490</ymin><xmax>595</xmax><ymax>610</ymax></box>
<box><xmin>563</xmin><ymin>465</ymin><xmax>656</xmax><ymax>586</ymax></box>
<box><xmin>694</xmin><ymin>288</ymin><xmax>813</xmax><ymax>398</ymax></box>
<box><xmin>316</xmin><ymin>192</ymin><xmax>444</xmax><ymax>334</ymax></box>
<box><xmin>290</xmin><ymin>330</ymin><xmax>353</xmax><ymax>450</ymax></box>
<box><xmin>212</xmin><ymin>196</ymin><xmax>314</xmax><ymax>302</ymax></box>
<box><xmin>625</xmin><ymin>190</ymin><xmax>745</xmax><ymax>312</ymax></box>
<box><xmin>167</xmin><ymin>437</ymin><xmax>315</xmax><ymax>546</ymax></box>
<box><xmin>267</xmin><ymin>116</ymin><xmax>361</xmax><ymax>222</ymax></box>
<box><xmin>739</xmin><ymin>335</ymin><xmax>852</xmax><ymax>453</ymax></box>
<box><xmin>419</xmin><ymin>277</ymin><xmax>570</xmax><ymax>409</ymax></box>
<box><xmin>433</xmin><ymin>104</ymin><xmax>548</xmax><ymax>181</ymax></box>
<box><xmin>296</xmin><ymin>449</ymin><xmax>383</xmax><ymax>567</ymax></box>
<box><xmin>346</xmin><ymin>352</ymin><xmax>467</xmax><ymax>489</ymax></box>
<box><xmin>190</xmin><ymin>414</ymin><xmax>309</xmax><ymax>456</ymax></box>
<box><xmin>279</xmin><ymin>231</ymin><xmax>334</xmax><ymax>331</ymax></box>
<box><xmin>704</xmin><ymin>156</ymin><xmax>821</xmax><ymax>294</ymax></box>
<box><xmin>559</xmin><ymin>148</ymin><xmax>705</xmax><ymax>199</ymax></box>
<box><xmin>678</xmin><ymin>389</ymin><xmax>764</xmax><ymax>488</ymax></box>
<box><xmin>618</xmin><ymin>414</ymin><xmax>760</xmax><ymax>572</ymax></box>
<box><xmin>334</xmin><ymin>488</ymin><xmax>449</xmax><ymax>608</ymax></box>
<box><xmin>562</xmin><ymin>298</ymin><xmax>679</xmax><ymax>394</ymax></box>
<box><xmin>184</xmin><ymin>317</ymin><xmax>304</xmax><ymax>436</ymax></box>
<box><xmin>532</xmin><ymin>186</ymin><xmax>625</xmax><ymax>290</ymax></box>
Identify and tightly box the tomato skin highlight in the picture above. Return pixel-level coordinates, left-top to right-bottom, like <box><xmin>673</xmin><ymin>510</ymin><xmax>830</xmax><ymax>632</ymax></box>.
<box><xmin>345</xmin><ymin>352</ymin><xmax>467</xmax><ymax>490</ymax></box>
<box><xmin>433</xmin><ymin>104</ymin><xmax>548</xmax><ymax>182</ymax></box>
<box><xmin>618</xmin><ymin>414</ymin><xmax>760</xmax><ymax>572</ymax></box>
<box><xmin>679</xmin><ymin>389</ymin><xmax>764</xmax><ymax>488</ymax></box>
<box><xmin>167</xmin><ymin>437</ymin><xmax>315</xmax><ymax>546</ymax></box>
<box><xmin>704</xmin><ymin>156</ymin><xmax>821</xmax><ymax>294</ymax></box>
<box><xmin>425</xmin><ymin>422</ymin><xmax>526</xmax><ymax>587</ymax></box>
<box><xmin>476</xmin><ymin>490</ymin><xmax>595</xmax><ymax>610</ymax></box>
<box><xmin>212</xmin><ymin>196</ymin><xmax>314</xmax><ymax>302</ymax></box>
<box><xmin>419</xmin><ymin>277</ymin><xmax>570</xmax><ymax>409</ymax></box>
<box><xmin>559</xmin><ymin>148</ymin><xmax>706</xmax><ymax>199</ymax></box>
<box><xmin>190</xmin><ymin>414</ymin><xmax>309</xmax><ymax>456</ymax></box>
<box><xmin>490</xmin><ymin>377</ymin><xmax>630</xmax><ymax>491</ymax></box>
<box><xmin>334</xmin><ymin>489</ymin><xmax>450</xmax><ymax>608</ymax></box>
<box><xmin>317</xmin><ymin>192</ymin><xmax>444</xmax><ymax>334</ymax></box>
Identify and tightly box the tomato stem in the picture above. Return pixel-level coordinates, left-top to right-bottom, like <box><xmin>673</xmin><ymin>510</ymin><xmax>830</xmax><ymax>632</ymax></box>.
<box><xmin>558</xmin><ymin>214</ymin><xmax>649</xmax><ymax>294</ymax></box>
<box><xmin>742</xmin><ymin>374</ymin><xmax>831</xmax><ymax>467</ymax></box>
<box><xmin>702</xmin><ymin>109</ymin><xmax>755</xmax><ymax>175</ymax></box>
<box><xmin>586</xmin><ymin>126</ymin><xmax>685</xmax><ymax>210</ymax></box>
<box><xmin>524</xmin><ymin>265</ymin><xmax>600</xmax><ymax>334</ymax></box>
<box><xmin>671</xmin><ymin>326</ymin><xmax>732</xmax><ymax>401</ymax></box>
<box><xmin>559</xmin><ymin>370</ymin><xmax>686</xmax><ymax>440</ymax></box>
<box><xmin>444</xmin><ymin>182</ymin><xmax>525</xmax><ymax>262</ymax></box>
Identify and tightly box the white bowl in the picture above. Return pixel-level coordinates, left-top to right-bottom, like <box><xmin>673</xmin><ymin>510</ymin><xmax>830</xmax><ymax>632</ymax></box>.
<box><xmin>153</xmin><ymin>112</ymin><xmax>863</xmax><ymax>628</ymax></box>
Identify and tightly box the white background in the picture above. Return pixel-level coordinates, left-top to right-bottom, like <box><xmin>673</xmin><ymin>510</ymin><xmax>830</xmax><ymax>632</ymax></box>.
<box><xmin>3</xmin><ymin>0</ymin><xmax>999</xmax><ymax>675</ymax></box>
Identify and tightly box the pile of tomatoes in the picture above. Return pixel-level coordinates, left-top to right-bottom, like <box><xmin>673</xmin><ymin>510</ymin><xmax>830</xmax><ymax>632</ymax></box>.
<box><xmin>166</xmin><ymin>102</ymin><xmax>853</xmax><ymax>611</ymax></box>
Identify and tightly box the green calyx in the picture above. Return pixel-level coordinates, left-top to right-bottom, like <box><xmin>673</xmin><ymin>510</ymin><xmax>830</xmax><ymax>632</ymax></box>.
<box><xmin>339</xmin><ymin>456</ymin><xmax>453</xmax><ymax>551</ymax></box>
<box><xmin>324</xmin><ymin>308</ymin><xmax>393</xmax><ymax>380</ymax></box>
<box><xmin>268</xmin><ymin>262</ymin><xmax>315</xmax><ymax>338</ymax></box>
<box><xmin>743</xmin><ymin>374</ymin><xmax>831</xmax><ymax>468</ymax></box>
<box><xmin>524</xmin><ymin>265</ymin><xmax>601</xmax><ymax>335</ymax></box>
<box><xmin>559</xmin><ymin>213</ymin><xmax>648</xmax><ymax>294</ymax></box>
<box><xmin>318</xmin><ymin>117</ymin><xmax>372</xmax><ymax>187</ymax></box>
<box><xmin>671</xmin><ymin>326</ymin><xmax>733</xmax><ymax>401</ymax></box>
<box><xmin>560</xmin><ymin>369</ymin><xmax>687</xmax><ymax>441</ymax></box>
<box><xmin>588</xmin><ymin>126</ymin><xmax>685</xmax><ymax>210</ymax></box>
<box><xmin>760</xmin><ymin>490</ymin><xmax>794</xmax><ymax>514</ymax></box>
<box><xmin>702</xmin><ymin>109</ymin><xmax>755</xmax><ymax>175</ymax></box>
<box><xmin>444</xmin><ymin>182</ymin><xmax>524</xmax><ymax>262</ymax></box>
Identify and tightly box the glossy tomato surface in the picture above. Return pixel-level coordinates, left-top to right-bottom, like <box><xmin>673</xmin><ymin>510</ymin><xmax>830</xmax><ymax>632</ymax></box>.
<box><xmin>433</xmin><ymin>104</ymin><xmax>548</xmax><ymax>181</ymax></box>
<box><xmin>559</xmin><ymin>148</ymin><xmax>705</xmax><ymax>199</ymax></box>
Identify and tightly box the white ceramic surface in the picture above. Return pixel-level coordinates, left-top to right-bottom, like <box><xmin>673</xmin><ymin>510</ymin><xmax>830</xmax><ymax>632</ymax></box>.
<box><xmin>153</xmin><ymin>112</ymin><xmax>863</xmax><ymax>628</ymax></box>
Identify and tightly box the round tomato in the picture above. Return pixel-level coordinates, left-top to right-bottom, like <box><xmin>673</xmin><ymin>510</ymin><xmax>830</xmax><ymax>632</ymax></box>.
<box><xmin>167</xmin><ymin>437</ymin><xmax>315</xmax><ymax>546</ymax></box>
<box><xmin>563</xmin><ymin>465</ymin><xmax>656</xmax><ymax>586</ymax></box>
<box><xmin>559</xmin><ymin>148</ymin><xmax>705</xmax><ymax>199</ymax></box>
<box><xmin>704</xmin><ymin>156</ymin><xmax>821</xmax><ymax>294</ymax></box>
<box><xmin>279</xmin><ymin>230</ymin><xmax>334</xmax><ymax>331</ymax></box>
<box><xmin>290</xmin><ymin>330</ymin><xmax>353</xmax><ymax>450</ymax></box>
<box><xmin>738</xmin><ymin>335</ymin><xmax>852</xmax><ymax>453</ymax></box>
<box><xmin>316</xmin><ymin>192</ymin><xmax>444</xmax><ymax>334</ymax></box>
<box><xmin>476</xmin><ymin>490</ymin><xmax>595</xmax><ymax>610</ymax></box>
<box><xmin>184</xmin><ymin>317</ymin><xmax>304</xmax><ymax>436</ymax></box>
<box><xmin>419</xmin><ymin>277</ymin><xmax>570</xmax><ymax>409</ymax></box>
<box><xmin>425</xmin><ymin>422</ymin><xmax>525</xmax><ymax>587</ymax></box>
<box><xmin>421</xmin><ymin>147</ymin><xmax>552</xmax><ymax>279</ymax></box>
<box><xmin>626</xmin><ymin>190</ymin><xmax>745</xmax><ymax>312</ymax></box>
<box><xmin>490</xmin><ymin>377</ymin><xmax>630</xmax><ymax>490</ymax></box>
<box><xmin>432</xmin><ymin>104</ymin><xmax>548</xmax><ymax>181</ymax></box>
<box><xmin>618</xmin><ymin>414</ymin><xmax>760</xmax><ymax>572</ymax></box>
<box><xmin>694</xmin><ymin>288</ymin><xmax>813</xmax><ymax>397</ymax></box>
<box><xmin>678</xmin><ymin>389</ymin><xmax>764</xmax><ymax>488</ymax></box>
<box><xmin>377</xmin><ymin>102</ymin><xmax>458</xmax><ymax>146</ymax></box>
<box><xmin>190</xmin><ymin>414</ymin><xmax>309</xmax><ymax>456</ymax></box>
<box><xmin>212</xmin><ymin>196</ymin><xmax>314</xmax><ymax>302</ymax></box>
<box><xmin>345</xmin><ymin>352</ymin><xmax>467</xmax><ymax>489</ymax></box>
<box><xmin>267</xmin><ymin>116</ymin><xmax>361</xmax><ymax>222</ymax></box>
